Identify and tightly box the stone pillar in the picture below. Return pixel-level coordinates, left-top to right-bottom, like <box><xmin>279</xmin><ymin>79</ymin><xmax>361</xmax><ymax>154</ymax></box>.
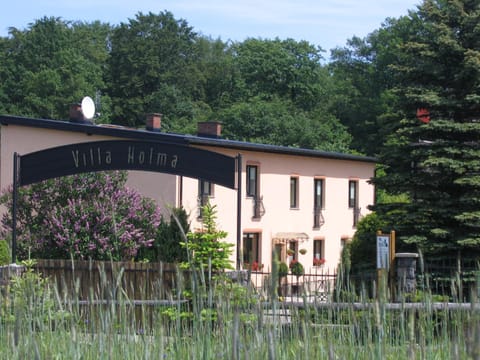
<box><xmin>396</xmin><ymin>253</ymin><xmax>419</xmax><ymax>301</ymax></box>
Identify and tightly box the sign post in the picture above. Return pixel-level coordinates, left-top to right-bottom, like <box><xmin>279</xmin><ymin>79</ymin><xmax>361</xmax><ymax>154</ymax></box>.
<box><xmin>376</xmin><ymin>231</ymin><xmax>395</xmax><ymax>300</ymax></box>
<box><xmin>376</xmin><ymin>233</ymin><xmax>390</xmax><ymax>270</ymax></box>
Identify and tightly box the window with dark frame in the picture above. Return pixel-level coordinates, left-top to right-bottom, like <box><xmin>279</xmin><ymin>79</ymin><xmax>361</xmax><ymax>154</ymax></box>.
<box><xmin>288</xmin><ymin>241</ymin><xmax>297</xmax><ymax>260</ymax></box>
<box><xmin>243</xmin><ymin>232</ymin><xmax>260</xmax><ymax>269</ymax></box>
<box><xmin>290</xmin><ymin>176</ymin><xmax>298</xmax><ymax>208</ymax></box>
<box><xmin>349</xmin><ymin>180</ymin><xmax>360</xmax><ymax>226</ymax></box>
<box><xmin>348</xmin><ymin>180</ymin><xmax>358</xmax><ymax>208</ymax></box>
<box><xmin>314</xmin><ymin>179</ymin><xmax>324</xmax><ymax>209</ymax></box>
<box><xmin>313</xmin><ymin>239</ymin><xmax>324</xmax><ymax>266</ymax></box>
<box><xmin>313</xmin><ymin>178</ymin><xmax>325</xmax><ymax>228</ymax></box>
<box><xmin>198</xmin><ymin>179</ymin><xmax>213</xmax><ymax>217</ymax></box>
<box><xmin>246</xmin><ymin>165</ymin><xmax>258</xmax><ymax>198</ymax></box>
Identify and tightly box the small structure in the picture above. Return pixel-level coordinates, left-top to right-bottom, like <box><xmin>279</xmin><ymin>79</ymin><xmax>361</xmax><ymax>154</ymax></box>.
<box><xmin>395</xmin><ymin>253</ymin><xmax>419</xmax><ymax>301</ymax></box>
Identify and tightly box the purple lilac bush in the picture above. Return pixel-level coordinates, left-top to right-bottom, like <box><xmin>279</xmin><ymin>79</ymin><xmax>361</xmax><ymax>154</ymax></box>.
<box><xmin>0</xmin><ymin>171</ymin><xmax>161</xmax><ymax>261</ymax></box>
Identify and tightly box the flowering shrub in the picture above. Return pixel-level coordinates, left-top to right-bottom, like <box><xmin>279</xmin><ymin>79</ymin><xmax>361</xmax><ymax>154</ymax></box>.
<box><xmin>0</xmin><ymin>171</ymin><xmax>161</xmax><ymax>261</ymax></box>
<box><xmin>313</xmin><ymin>258</ymin><xmax>326</xmax><ymax>266</ymax></box>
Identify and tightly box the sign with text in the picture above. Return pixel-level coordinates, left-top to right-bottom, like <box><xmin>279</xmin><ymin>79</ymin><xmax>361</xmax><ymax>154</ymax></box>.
<box><xmin>19</xmin><ymin>140</ymin><xmax>237</xmax><ymax>189</ymax></box>
<box><xmin>376</xmin><ymin>234</ymin><xmax>390</xmax><ymax>269</ymax></box>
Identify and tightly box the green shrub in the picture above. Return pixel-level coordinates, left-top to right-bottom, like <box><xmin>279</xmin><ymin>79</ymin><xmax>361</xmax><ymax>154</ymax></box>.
<box><xmin>278</xmin><ymin>262</ymin><xmax>289</xmax><ymax>277</ymax></box>
<box><xmin>0</xmin><ymin>239</ymin><xmax>10</xmax><ymax>265</ymax></box>
<box><xmin>290</xmin><ymin>260</ymin><xmax>304</xmax><ymax>276</ymax></box>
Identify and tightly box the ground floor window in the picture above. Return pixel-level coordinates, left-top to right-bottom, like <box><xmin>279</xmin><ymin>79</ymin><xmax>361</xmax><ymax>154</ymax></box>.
<box><xmin>243</xmin><ymin>232</ymin><xmax>262</xmax><ymax>270</ymax></box>
<box><xmin>313</xmin><ymin>238</ymin><xmax>325</xmax><ymax>266</ymax></box>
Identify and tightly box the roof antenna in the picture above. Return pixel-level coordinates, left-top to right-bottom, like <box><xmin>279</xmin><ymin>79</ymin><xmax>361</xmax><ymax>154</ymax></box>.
<box><xmin>94</xmin><ymin>90</ymin><xmax>102</xmax><ymax>119</ymax></box>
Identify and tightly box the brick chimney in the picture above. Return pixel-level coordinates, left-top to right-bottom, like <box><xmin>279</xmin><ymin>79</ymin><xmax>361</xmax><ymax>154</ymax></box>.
<box><xmin>146</xmin><ymin>113</ymin><xmax>162</xmax><ymax>131</ymax></box>
<box><xmin>69</xmin><ymin>103</ymin><xmax>92</xmax><ymax>124</ymax></box>
<box><xmin>197</xmin><ymin>121</ymin><xmax>222</xmax><ymax>138</ymax></box>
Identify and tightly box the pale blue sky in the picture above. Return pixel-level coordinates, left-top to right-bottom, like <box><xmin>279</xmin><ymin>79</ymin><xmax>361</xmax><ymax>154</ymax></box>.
<box><xmin>1</xmin><ymin>0</ymin><xmax>421</xmax><ymax>53</ymax></box>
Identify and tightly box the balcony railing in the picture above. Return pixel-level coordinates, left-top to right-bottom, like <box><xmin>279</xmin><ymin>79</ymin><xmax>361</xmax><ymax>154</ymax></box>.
<box><xmin>353</xmin><ymin>207</ymin><xmax>361</xmax><ymax>226</ymax></box>
<box><xmin>313</xmin><ymin>207</ymin><xmax>325</xmax><ymax>229</ymax></box>
<box><xmin>253</xmin><ymin>195</ymin><xmax>265</xmax><ymax>219</ymax></box>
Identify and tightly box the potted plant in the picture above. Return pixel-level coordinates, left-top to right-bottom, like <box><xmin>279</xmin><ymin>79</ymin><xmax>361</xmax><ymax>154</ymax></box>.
<box><xmin>287</xmin><ymin>249</ymin><xmax>295</xmax><ymax>256</ymax></box>
<box><xmin>251</xmin><ymin>261</ymin><xmax>264</xmax><ymax>272</ymax></box>
<box><xmin>299</xmin><ymin>248</ymin><xmax>307</xmax><ymax>255</ymax></box>
<box><xmin>290</xmin><ymin>260</ymin><xmax>304</xmax><ymax>277</ymax></box>
<box><xmin>313</xmin><ymin>258</ymin><xmax>326</xmax><ymax>266</ymax></box>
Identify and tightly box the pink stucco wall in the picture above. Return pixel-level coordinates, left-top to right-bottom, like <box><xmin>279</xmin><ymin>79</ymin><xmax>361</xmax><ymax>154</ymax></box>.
<box><xmin>184</xmin><ymin>146</ymin><xmax>375</xmax><ymax>273</ymax></box>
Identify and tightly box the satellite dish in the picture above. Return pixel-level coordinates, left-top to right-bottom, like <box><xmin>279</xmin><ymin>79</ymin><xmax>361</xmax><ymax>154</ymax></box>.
<box><xmin>81</xmin><ymin>96</ymin><xmax>96</xmax><ymax>120</ymax></box>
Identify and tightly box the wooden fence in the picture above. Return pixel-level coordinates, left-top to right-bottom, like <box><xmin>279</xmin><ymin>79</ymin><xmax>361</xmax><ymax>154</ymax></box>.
<box><xmin>33</xmin><ymin>259</ymin><xmax>182</xmax><ymax>301</ymax></box>
<box><xmin>32</xmin><ymin>259</ymin><xmax>338</xmax><ymax>302</ymax></box>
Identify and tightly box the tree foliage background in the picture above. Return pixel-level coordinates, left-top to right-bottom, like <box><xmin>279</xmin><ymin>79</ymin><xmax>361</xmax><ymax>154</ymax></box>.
<box><xmin>1</xmin><ymin>1</ymin><xmax>480</xmax><ymax>264</ymax></box>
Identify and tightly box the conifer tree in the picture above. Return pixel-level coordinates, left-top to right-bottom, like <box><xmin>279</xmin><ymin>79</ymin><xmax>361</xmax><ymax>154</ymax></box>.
<box><xmin>373</xmin><ymin>0</ymin><xmax>480</xmax><ymax>255</ymax></box>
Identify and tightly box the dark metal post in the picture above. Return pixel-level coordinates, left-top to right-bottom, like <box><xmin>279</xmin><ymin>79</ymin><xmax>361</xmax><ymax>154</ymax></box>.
<box><xmin>236</xmin><ymin>154</ymin><xmax>242</xmax><ymax>270</ymax></box>
<box><xmin>12</xmin><ymin>152</ymin><xmax>19</xmax><ymax>264</ymax></box>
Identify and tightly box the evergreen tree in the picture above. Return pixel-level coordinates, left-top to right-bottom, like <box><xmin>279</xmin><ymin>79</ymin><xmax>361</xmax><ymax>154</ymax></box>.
<box><xmin>373</xmin><ymin>0</ymin><xmax>480</xmax><ymax>255</ymax></box>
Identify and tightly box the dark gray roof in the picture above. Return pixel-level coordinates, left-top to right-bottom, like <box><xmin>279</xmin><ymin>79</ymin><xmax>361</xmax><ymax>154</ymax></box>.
<box><xmin>0</xmin><ymin>115</ymin><xmax>376</xmax><ymax>163</ymax></box>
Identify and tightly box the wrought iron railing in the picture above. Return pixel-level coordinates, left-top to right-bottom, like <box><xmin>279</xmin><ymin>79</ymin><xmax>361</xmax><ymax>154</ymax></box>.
<box><xmin>353</xmin><ymin>207</ymin><xmax>361</xmax><ymax>226</ymax></box>
<box><xmin>313</xmin><ymin>207</ymin><xmax>325</xmax><ymax>228</ymax></box>
<box><xmin>253</xmin><ymin>195</ymin><xmax>265</xmax><ymax>219</ymax></box>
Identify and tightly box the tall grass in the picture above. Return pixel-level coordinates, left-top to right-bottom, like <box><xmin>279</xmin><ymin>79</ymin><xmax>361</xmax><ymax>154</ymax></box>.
<box><xmin>1</xmin><ymin>263</ymin><xmax>479</xmax><ymax>359</ymax></box>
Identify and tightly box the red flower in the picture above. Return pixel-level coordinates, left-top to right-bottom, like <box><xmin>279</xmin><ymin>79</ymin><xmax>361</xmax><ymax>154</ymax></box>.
<box><xmin>313</xmin><ymin>258</ymin><xmax>326</xmax><ymax>266</ymax></box>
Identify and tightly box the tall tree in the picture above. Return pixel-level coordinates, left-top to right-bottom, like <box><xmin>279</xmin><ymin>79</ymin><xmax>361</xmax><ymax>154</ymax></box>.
<box><xmin>329</xmin><ymin>14</ymin><xmax>422</xmax><ymax>156</ymax></box>
<box><xmin>0</xmin><ymin>17</ymin><xmax>111</xmax><ymax>120</ymax></box>
<box><xmin>219</xmin><ymin>96</ymin><xmax>352</xmax><ymax>152</ymax></box>
<box><xmin>231</xmin><ymin>38</ymin><xmax>326</xmax><ymax>110</ymax></box>
<box><xmin>106</xmin><ymin>11</ymin><xmax>202</xmax><ymax>128</ymax></box>
<box><xmin>373</xmin><ymin>0</ymin><xmax>480</xmax><ymax>255</ymax></box>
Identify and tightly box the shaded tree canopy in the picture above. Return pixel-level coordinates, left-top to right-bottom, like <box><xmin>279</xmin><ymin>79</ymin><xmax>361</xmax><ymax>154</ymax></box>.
<box><xmin>0</xmin><ymin>12</ymin><xmax>354</xmax><ymax>153</ymax></box>
<box><xmin>0</xmin><ymin>17</ymin><xmax>112</xmax><ymax>121</ymax></box>
<box><xmin>372</xmin><ymin>0</ymin><xmax>480</xmax><ymax>255</ymax></box>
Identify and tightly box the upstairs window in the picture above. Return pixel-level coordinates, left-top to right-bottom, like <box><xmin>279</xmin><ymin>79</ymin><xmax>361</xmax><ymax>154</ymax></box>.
<box><xmin>290</xmin><ymin>176</ymin><xmax>299</xmax><ymax>208</ymax></box>
<box><xmin>349</xmin><ymin>180</ymin><xmax>360</xmax><ymax>226</ymax></box>
<box><xmin>313</xmin><ymin>179</ymin><xmax>325</xmax><ymax>228</ymax></box>
<box><xmin>246</xmin><ymin>165</ymin><xmax>258</xmax><ymax>198</ymax></box>
<box><xmin>314</xmin><ymin>178</ymin><xmax>324</xmax><ymax>209</ymax></box>
<box><xmin>348</xmin><ymin>180</ymin><xmax>358</xmax><ymax>208</ymax></box>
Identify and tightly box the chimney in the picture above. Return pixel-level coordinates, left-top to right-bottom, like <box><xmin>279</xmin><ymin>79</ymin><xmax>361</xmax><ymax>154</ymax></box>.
<box><xmin>197</xmin><ymin>121</ymin><xmax>222</xmax><ymax>138</ymax></box>
<box><xmin>146</xmin><ymin>113</ymin><xmax>162</xmax><ymax>131</ymax></box>
<box><xmin>69</xmin><ymin>103</ymin><xmax>94</xmax><ymax>124</ymax></box>
<box><xmin>69</xmin><ymin>103</ymin><xmax>84</xmax><ymax>122</ymax></box>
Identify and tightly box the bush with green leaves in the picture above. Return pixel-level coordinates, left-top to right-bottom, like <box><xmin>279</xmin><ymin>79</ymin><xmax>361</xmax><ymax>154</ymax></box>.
<box><xmin>0</xmin><ymin>171</ymin><xmax>161</xmax><ymax>261</ymax></box>
<box><xmin>0</xmin><ymin>239</ymin><xmax>10</xmax><ymax>265</ymax></box>
<box><xmin>139</xmin><ymin>207</ymin><xmax>190</xmax><ymax>263</ymax></box>
<box><xmin>1</xmin><ymin>259</ymin><xmax>70</xmax><ymax>329</ymax></box>
<box><xmin>290</xmin><ymin>260</ymin><xmax>304</xmax><ymax>277</ymax></box>
<box><xmin>181</xmin><ymin>202</ymin><xmax>233</xmax><ymax>272</ymax></box>
<box><xmin>278</xmin><ymin>262</ymin><xmax>289</xmax><ymax>277</ymax></box>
